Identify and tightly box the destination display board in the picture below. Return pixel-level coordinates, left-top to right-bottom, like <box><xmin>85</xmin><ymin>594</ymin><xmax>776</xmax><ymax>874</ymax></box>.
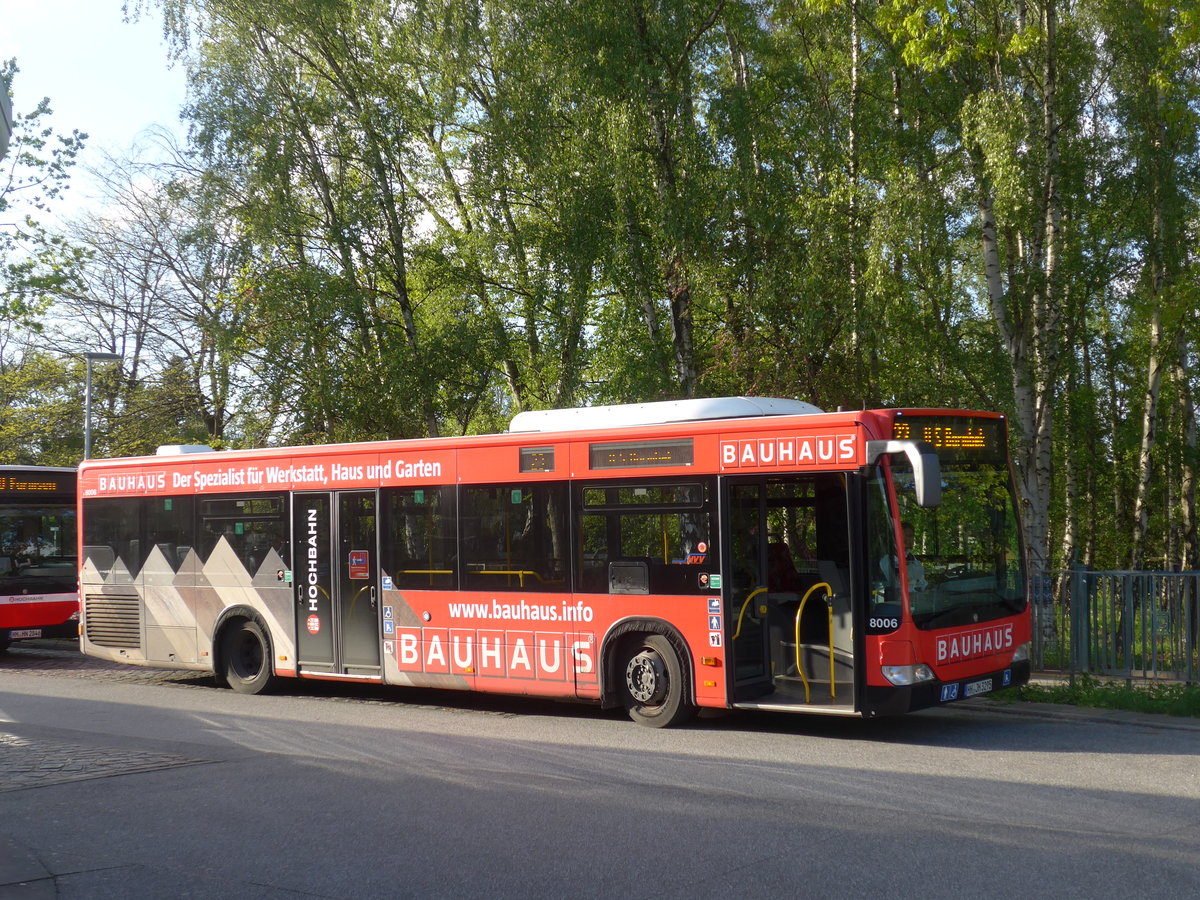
<box><xmin>0</xmin><ymin>470</ymin><xmax>74</xmax><ymax>496</ymax></box>
<box><xmin>892</xmin><ymin>414</ymin><xmax>1007</xmax><ymax>464</ymax></box>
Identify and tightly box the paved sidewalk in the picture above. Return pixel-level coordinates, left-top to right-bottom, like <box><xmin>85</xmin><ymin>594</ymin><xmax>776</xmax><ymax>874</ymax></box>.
<box><xmin>0</xmin><ymin>729</ymin><xmax>210</xmax><ymax>896</ymax></box>
<box><xmin>0</xmin><ymin>730</ymin><xmax>206</xmax><ymax>793</ymax></box>
<box><xmin>1</xmin><ymin>840</ymin><xmax>59</xmax><ymax>899</ymax></box>
<box><xmin>970</xmin><ymin>696</ymin><xmax>1200</xmax><ymax>731</ymax></box>
<box><xmin>973</xmin><ymin>668</ymin><xmax>1200</xmax><ymax>731</ymax></box>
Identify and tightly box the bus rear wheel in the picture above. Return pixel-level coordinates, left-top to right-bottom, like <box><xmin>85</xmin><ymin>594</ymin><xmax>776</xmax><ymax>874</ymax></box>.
<box><xmin>221</xmin><ymin>619</ymin><xmax>275</xmax><ymax>695</ymax></box>
<box><xmin>619</xmin><ymin>634</ymin><xmax>696</xmax><ymax>728</ymax></box>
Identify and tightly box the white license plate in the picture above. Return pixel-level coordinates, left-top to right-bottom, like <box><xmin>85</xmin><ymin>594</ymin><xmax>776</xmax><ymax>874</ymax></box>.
<box><xmin>8</xmin><ymin>628</ymin><xmax>43</xmax><ymax>639</ymax></box>
<box><xmin>964</xmin><ymin>678</ymin><xmax>993</xmax><ymax>697</ymax></box>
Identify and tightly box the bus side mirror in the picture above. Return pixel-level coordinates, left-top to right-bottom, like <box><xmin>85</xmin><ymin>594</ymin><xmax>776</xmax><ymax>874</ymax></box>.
<box><xmin>866</xmin><ymin>440</ymin><xmax>942</xmax><ymax>508</ymax></box>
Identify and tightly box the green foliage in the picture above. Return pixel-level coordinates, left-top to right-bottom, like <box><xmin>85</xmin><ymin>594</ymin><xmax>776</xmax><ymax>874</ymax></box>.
<box><xmin>105</xmin><ymin>357</ymin><xmax>216</xmax><ymax>458</ymax></box>
<box><xmin>0</xmin><ymin>349</ymin><xmax>81</xmax><ymax>464</ymax></box>
<box><xmin>4</xmin><ymin>1</ymin><xmax>1196</xmax><ymax>573</ymax></box>
<box><xmin>0</xmin><ymin>60</ymin><xmax>89</xmax><ymax>328</ymax></box>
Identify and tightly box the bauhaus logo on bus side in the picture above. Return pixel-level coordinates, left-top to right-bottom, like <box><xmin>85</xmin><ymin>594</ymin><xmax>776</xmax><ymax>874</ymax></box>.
<box><xmin>391</xmin><ymin>627</ymin><xmax>598</xmax><ymax>685</ymax></box>
<box><xmin>720</xmin><ymin>434</ymin><xmax>858</xmax><ymax>469</ymax></box>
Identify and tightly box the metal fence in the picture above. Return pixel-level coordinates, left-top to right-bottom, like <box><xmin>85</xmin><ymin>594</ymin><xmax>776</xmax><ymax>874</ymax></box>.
<box><xmin>1032</xmin><ymin>570</ymin><xmax>1200</xmax><ymax>684</ymax></box>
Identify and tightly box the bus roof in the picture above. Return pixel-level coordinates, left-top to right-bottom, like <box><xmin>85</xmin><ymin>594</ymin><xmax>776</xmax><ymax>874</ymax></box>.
<box><xmin>0</xmin><ymin>465</ymin><xmax>77</xmax><ymax>474</ymax></box>
<box><xmin>508</xmin><ymin>397</ymin><xmax>824</xmax><ymax>433</ymax></box>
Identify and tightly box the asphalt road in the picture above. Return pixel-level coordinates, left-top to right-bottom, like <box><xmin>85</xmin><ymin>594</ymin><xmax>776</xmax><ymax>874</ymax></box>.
<box><xmin>2</xmin><ymin>642</ymin><xmax>1199</xmax><ymax>899</ymax></box>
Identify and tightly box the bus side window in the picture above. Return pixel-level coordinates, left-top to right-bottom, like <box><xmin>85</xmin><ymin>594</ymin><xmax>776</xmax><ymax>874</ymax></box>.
<box><xmin>82</xmin><ymin>497</ymin><xmax>139</xmax><ymax>579</ymax></box>
<box><xmin>459</xmin><ymin>483</ymin><xmax>567</xmax><ymax>592</ymax></box>
<box><xmin>196</xmin><ymin>495</ymin><xmax>287</xmax><ymax>578</ymax></box>
<box><xmin>382</xmin><ymin>486</ymin><xmax>456</xmax><ymax>589</ymax></box>
<box><xmin>144</xmin><ymin>495</ymin><xmax>195</xmax><ymax>573</ymax></box>
<box><xmin>83</xmin><ymin>545</ymin><xmax>116</xmax><ymax>577</ymax></box>
<box><xmin>576</xmin><ymin>479</ymin><xmax>717</xmax><ymax>595</ymax></box>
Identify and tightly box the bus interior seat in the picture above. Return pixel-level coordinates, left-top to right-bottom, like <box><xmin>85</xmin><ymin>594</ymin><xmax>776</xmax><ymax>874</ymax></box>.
<box><xmin>818</xmin><ymin>559</ymin><xmax>848</xmax><ymax>598</ymax></box>
<box><xmin>767</xmin><ymin>541</ymin><xmax>803</xmax><ymax>592</ymax></box>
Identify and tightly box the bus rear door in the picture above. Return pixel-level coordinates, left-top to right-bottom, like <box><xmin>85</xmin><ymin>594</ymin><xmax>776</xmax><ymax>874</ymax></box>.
<box><xmin>293</xmin><ymin>491</ymin><xmax>381</xmax><ymax>677</ymax></box>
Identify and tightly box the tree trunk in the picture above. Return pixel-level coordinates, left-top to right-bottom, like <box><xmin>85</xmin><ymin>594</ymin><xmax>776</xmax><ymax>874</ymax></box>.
<box><xmin>975</xmin><ymin>0</ymin><xmax>1063</xmax><ymax>624</ymax></box>
<box><xmin>632</xmin><ymin>0</ymin><xmax>704</xmax><ymax>397</ymax></box>
<box><xmin>1059</xmin><ymin>371</ymin><xmax>1077</xmax><ymax>569</ymax></box>
<box><xmin>1175</xmin><ymin>332</ymin><xmax>1198</xmax><ymax>570</ymax></box>
<box><xmin>1130</xmin><ymin>80</ymin><xmax>1170</xmax><ymax>570</ymax></box>
<box><xmin>848</xmin><ymin>0</ymin><xmax>864</xmax><ymax>405</ymax></box>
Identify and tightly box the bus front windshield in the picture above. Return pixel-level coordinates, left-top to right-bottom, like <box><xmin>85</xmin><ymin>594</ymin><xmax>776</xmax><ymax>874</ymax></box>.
<box><xmin>0</xmin><ymin>503</ymin><xmax>77</xmax><ymax>581</ymax></box>
<box><xmin>880</xmin><ymin>460</ymin><xmax>1027</xmax><ymax>630</ymax></box>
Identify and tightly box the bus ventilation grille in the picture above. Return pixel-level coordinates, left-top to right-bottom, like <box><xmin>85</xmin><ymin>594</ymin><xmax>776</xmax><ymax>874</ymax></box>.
<box><xmin>84</xmin><ymin>595</ymin><xmax>142</xmax><ymax>648</ymax></box>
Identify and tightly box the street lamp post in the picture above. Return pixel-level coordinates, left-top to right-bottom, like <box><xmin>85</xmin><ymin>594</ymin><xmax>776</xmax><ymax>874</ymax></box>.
<box><xmin>84</xmin><ymin>351</ymin><xmax>122</xmax><ymax>460</ymax></box>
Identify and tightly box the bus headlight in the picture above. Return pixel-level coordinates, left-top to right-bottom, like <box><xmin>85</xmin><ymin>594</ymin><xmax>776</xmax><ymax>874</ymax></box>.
<box><xmin>1011</xmin><ymin>641</ymin><xmax>1031</xmax><ymax>663</ymax></box>
<box><xmin>882</xmin><ymin>663</ymin><xmax>935</xmax><ymax>686</ymax></box>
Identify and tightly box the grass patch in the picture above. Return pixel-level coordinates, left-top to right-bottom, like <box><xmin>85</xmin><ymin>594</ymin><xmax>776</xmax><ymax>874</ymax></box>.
<box><xmin>994</xmin><ymin>674</ymin><xmax>1200</xmax><ymax>718</ymax></box>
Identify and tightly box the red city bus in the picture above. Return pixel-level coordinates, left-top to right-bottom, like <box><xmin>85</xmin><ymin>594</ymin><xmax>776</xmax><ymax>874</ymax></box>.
<box><xmin>1</xmin><ymin>466</ymin><xmax>79</xmax><ymax>651</ymax></box>
<box><xmin>77</xmin><ymin>398</ymin><xmax>1031</xmax><ymax>725</ymax></box>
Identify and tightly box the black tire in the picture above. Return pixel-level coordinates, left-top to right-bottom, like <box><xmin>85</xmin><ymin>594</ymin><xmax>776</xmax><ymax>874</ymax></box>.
<box><xmin>221</xmin><ymin>618</ymin><xmax>276</xmax><ymax>695</ymax></box>
<box><xmin>0</xmin><ymin>631</ymin><xmax>11</xmax><ymax>654</ymax></box>
<box><xmin>619</xmin><ymin>633</ymin><xmax>696</xmax><ymax>728</ymax></box>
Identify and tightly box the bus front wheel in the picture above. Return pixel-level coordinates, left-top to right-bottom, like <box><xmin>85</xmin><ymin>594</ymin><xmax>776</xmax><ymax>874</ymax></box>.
<box><xmin>619</xmin><ymin>634</ymin><xmax>696</xmax><ymax>728</ymax></box>
<box><xmin>220</xmin><ymin>619</ymin><xmax>276</xmax><ymax>695</ymax></box>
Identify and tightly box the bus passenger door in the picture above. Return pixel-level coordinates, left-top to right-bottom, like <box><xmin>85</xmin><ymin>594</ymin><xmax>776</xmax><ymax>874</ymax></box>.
<box><xmin>725</xmin><ymin>482</ymin><xmax>772</xmax><ymax>695</ymax></box>
<box><xmin>293</xmin><ymin>491</ymin><xmax>381</xmax><ymax>677</ymax></box>
<box><xmin>338</xmin><ymin>491</ymin><xmax>380</xmax><ymax>674</ymax></box>
<box><xmin>725</xmin><ymin>474</ymin><xmax>856</xmax><ymax>710</ymax></box>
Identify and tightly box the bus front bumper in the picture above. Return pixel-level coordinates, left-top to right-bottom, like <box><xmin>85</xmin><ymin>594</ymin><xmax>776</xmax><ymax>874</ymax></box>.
<box><xmin>863</xmin><ymin>659</ymin><xmax>1032</xmax><ymax>717</ymax></box>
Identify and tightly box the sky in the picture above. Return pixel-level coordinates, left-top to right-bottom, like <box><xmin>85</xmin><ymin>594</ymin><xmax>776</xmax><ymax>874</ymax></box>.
<box><xmin>0</xmin><ymin>0</ymin><xmax>188</xmax><ymax>212</ymax></box>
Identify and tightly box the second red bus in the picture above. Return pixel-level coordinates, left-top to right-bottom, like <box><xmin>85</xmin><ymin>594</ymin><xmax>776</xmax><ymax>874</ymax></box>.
<box><xmin>1</xmin><ymin>465</ymin><xmax>78</xmax><ymax>652</ymax></box>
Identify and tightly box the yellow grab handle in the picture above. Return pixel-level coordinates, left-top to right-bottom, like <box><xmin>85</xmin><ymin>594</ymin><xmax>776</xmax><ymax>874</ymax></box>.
<box><xmin>733</xmin><ymin>587</ymin><xmax>768</xmax><ymax>640</ymax></box>
<box><xmin>794</xmin><ymin>582</ymin><xmax>832</xmax><ymax>703</ymax></box>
